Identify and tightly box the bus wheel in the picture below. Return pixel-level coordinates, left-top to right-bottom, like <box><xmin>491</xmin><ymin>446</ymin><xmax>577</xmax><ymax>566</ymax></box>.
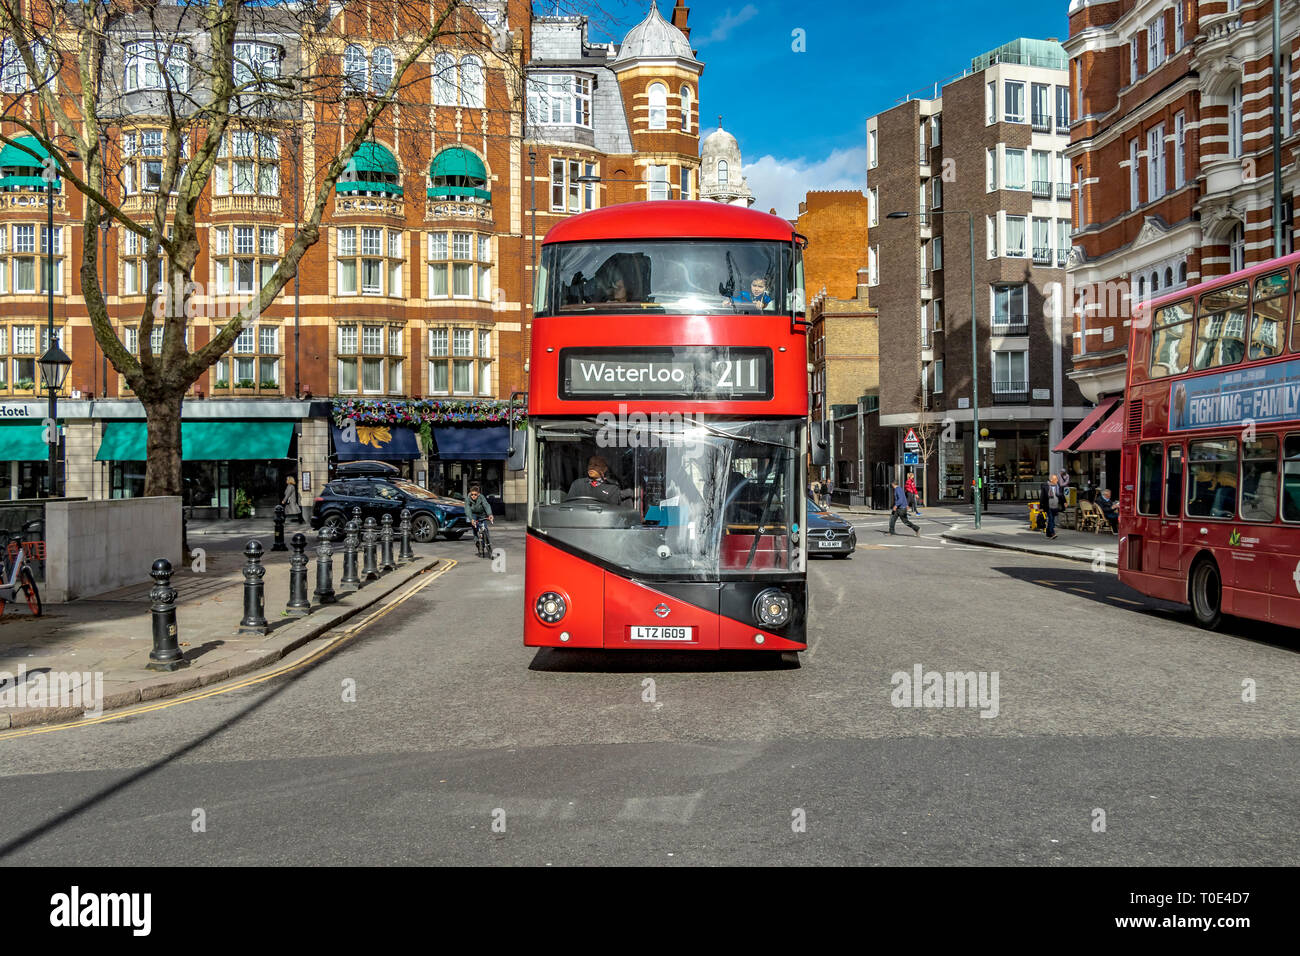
<box><xmin>1189</xmin><ymin>558</ymin><xmax>1223</xmax><ymax>630</ymax></box>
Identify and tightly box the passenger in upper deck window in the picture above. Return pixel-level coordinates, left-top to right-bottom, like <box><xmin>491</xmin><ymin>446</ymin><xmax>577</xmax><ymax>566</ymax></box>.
<box><xmin>732</xmin><ymin>276</ymin><xmax>773</xmax><ymax>310</ymax></box>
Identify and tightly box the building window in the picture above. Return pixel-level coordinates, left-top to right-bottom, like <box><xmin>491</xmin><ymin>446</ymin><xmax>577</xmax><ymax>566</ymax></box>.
<box><xmin>125</xmin><ymin>41</ymin><xmax>188</xmax><ymax>92</ymax></box>
<box><xmin>993</xmin><ymin>351</ymin><xmax>1028</xmax><ymax>396</ymax></box>
<box><xmin>120</xmin><ymin>129</ymin><xmax>174</xmax><ymax>195</ymax></box>
<box><xmin>1229</xmin><ymin>82</ymin><xmax>1244</xmax><ymax>159</ymax></box>
<box><xmin>1229</xmin><ymin>223</ymin><xmax>1246</xmax><ymax>273</ymax></box>
<box><xmin>868</xmin><ymin>129</ymin><xmax>878</xmax><ymax>168</ymax></box>
<box><xmin>647</xmin><ymin>82</ymin><xmax>667</xmax><ymax>129</ymax></box>
<box><xmin>527</xmin><ymin>74</ymin><xmax>592</xmax><ymax>127</ymax></box>
<box><xmin>370</xmin><ymin>47</ymin><xmax>394</xmax><ymax>94</ymax></box>
<box><xmin>1174</xmin><ymin>112</ymin><xmax>1187</xmax><ymax>188</ymax></box>
<box><xmin>986</xmin><ymin>80</ymin><xmax>997</xmax><ymax>124</ymax></box>
<box><xmin>1147</xmin><ymin>123</ymin><xmax>1166</xmax><ymax>199</ymax></box>
<box><xmin>1</xmin><ymin>224</ymin><xmax>63</xmax><ymax>295</ymax></box>
<box><xmin>986</xmin><ymin>215</ymin><xmax>997</xmax><ymax>258</ymax></box>
<box><xmin>0</xmin><ymin>38</ymin><xmax>52</xmax><ymax>94</ymax></box>
<box><xmin>428</xmin><ymin>230</ymin><xmax>492</xmax><ymax>301</ymax></box>
<box><xmin>934</xmin><ymin>360</ymin><xmax>943</xmax><ymax>393</ymax></box>
<box><xmin>212</xmin><ymin>224</ymin><xmax>277</xmax><ymax>297</ymax></box>
<box><xmin>433</xmin><ymin>52</ymin><xmax>456</xmax><ymax>105</ymax></box>
<box><xmin>1032</xmin><ymin>217</ymin><xmax>1051</xmax><ymax>264</ymax></box>
<box><xmin>868</xmin><ymin>187</ymin><xmax>879</xmax><ymax>226</ymax></box>
<box><xmin>931</xmin><ymin>177</ymin><xmax>942</xmax><ymax>208</ymax></box>
<box><xmin>337</xmin><ymin>226</ymin><xmax>403</xmax><ymax>297</ymax></box>
<box><xmin>549</xmin><ymin>158</ymin><xmax>597</xmax><ymax>212</ymax></box>
<box><xmin>459</xmin><ymin>55</ymin><xmax>484</xmax><ymax>108</ymax></box>
<box><xmin>1147</xmin><ymin>14</ymin><xmax>1166</xmax><ymax>70</ymax></box>
<box><xmin>1285</xmin><ymin>56</ymin><xmax>1294</xmax><ymax>138</ymax></box>
<box><xmin>933</xmin><ymin>235</ymin><xmax>943</xmax><ymax>271</ymax></box>
<box><xmin>648</xmin><ymin>165</ymin><xmax>669</xmax><ymax>201</ymax></box>
<box><xmin>1076</xmin><ymin>163</ymin><xmax>1087</xmax><ymax>227</ymax></box>
<box><xmin>1031</xmin><ymin>150</ymin><xmax>1051</xmax><ymax>197</ymax></box>
<box><xmin>1031</xmin><ymin>83</ymin><xmax>1051</xmax><ymax>130</ymax></box>
<box><xmin>868</xmin><ymin>245</ymin><xmax>879</xmax><ymax>285</ymax></box>
<box><xmin>1004</xmin><ymin>216</ymin><xmax>1026</xmax><ymax>258</ymax></box>
<box><xmin>337</xmin><ymin>324</ymin><xmax>400</xmax><ymax>394</ymax></box>
<box><xmin>1055</xmin><ymin>86</ymin><xmax>1070</xmax><ymax>131</ymax></box>
<box><xmin>1130</xmin><ymin>36</ymin><xmax>1139</xmax><ymax>83</ymax></box>
<box><xmin>931</xmin><ymin>114</ymin><xmax>942</xmax><ymax>146</ymax></box>
<box><xmin>1003</xmin><ymin>81</ymin><xmax>1024</xmax><ymax>123</ymax></box>
<box><xmin>1175</xmin><ymin>2</ymin><xmax>1186</xmax><ymax>49</ymax></box>
<box><xmin>680</xmin><ymin>85</ymin><xmax>693</xmax><ymax>131</ymax></box>
<box><xmin>1004</xmin><ymin>148</ymin><xmax>1026</xmax><ymax>190</ymax></box>
<box><xmin>986</xmin><ymin>148</ymin><xmax>997</xmax><ymax>191</ymax></box>
<box><xmin>212</xmin><ymin>129</ymin><xmax>278</xmax><ymax>197</ymax></box>
<box><xmin>1128</xmin><ymin>137</ymin><xmax>1140</xmax><ymax>210</ymax></box>
<box><xmin>993</xmin><ymin>284</ymin><xmax>1028</xmax><ymax>331</ymax></box>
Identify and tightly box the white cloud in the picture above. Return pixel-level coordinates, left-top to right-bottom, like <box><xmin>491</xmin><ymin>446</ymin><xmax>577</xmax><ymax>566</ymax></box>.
<box><xmin>741</xmin><ymin>146</ymin><xmax>867</xmax><ymax>218</ymax></box>
<box><xmin>695</xmin><ymin>4</ymin><xmax>760</xmax><ymax>46</ymax></box>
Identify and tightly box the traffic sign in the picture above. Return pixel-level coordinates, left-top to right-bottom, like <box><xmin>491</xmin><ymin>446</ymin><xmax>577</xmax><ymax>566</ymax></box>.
<box><xmin>903</xmin><ymin>427</ymin><xmax>920</xmax><ymax>450</ymax></box>
<box><xmin>903</xmin><ymin>452</ymin><xmax>919</xmax><ymax>465</ymax></box>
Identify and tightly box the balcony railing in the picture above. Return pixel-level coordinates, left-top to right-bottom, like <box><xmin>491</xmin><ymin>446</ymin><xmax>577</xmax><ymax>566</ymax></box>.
<box><xmin>1031</xmin><ymin>180</ymin><xmax>1052</xmax><ymax>198</ymax></box>
<box><xmin>920</xmin><ymin>273</ymin><xmax>931</xmax><ymax>289</ymax></box>
<box><xmin>1056</xmin><ymin>249</ymin><xmax>1069</xmax><ymax>267</ymax></box>
<box><xmin>1056</xmin><ymin>182</ymin><xmax>1071</xmax><ymax>200</ymax></box>
<box><xmin>1031</xmin><ymin>112</ymin><xmax>1052</xmax><ymax>132</ymax></box>
<box><xmin>992</xmin><ymin>380</ymin><xmax>1029</xmax><ymax>403</ymax></box>
<box><xmin>1032</xmin><ymin>246</ymin><xmax>1053</xmax><ymax>265</ymax></box>
<box><xmin>992</xmin><ymin>315</ymin><xmax>1029</xmax><ymax>335</ymax></box>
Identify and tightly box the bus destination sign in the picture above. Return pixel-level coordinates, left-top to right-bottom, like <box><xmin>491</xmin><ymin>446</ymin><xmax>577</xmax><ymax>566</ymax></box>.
<box><xmin>1170</xmin><ymin>357</ymin><xmax>1300</xmax><ymax>431</ymax></box>
<box><xmin>560</xmin><ymin>347</ymin><xmax>773</xmax><ymax>401</ymax></box>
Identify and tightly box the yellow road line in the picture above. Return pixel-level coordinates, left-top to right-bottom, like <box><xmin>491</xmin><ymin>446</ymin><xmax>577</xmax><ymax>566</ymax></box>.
<box><xmin>1068</xmin><ymin>587</ymin><xmax>1092</xmax><ymax>595</ymax></box>
<box><xmin>0</xmin><ymin>560</ymin><xmax>456</xmax><ymax>741</ymax></box>
<box><xmin>1033</xmin><ymin>579</ymin><xmax>1059</xmax><ymax>587</ymax></box>
<box><xmin>1108</xmin><ymin>596</ymin><xmax>1143</xmax><ymax>606</ymax></box>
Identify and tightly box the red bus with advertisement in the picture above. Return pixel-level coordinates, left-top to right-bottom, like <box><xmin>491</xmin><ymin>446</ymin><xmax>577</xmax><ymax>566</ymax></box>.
<box><xmin>1120</xmin><ymin>248</ymin><xmax>1300</xmax><ymax>629</ymax></box>
<box><xmin>514</xmin><ymin>201</ymin><xmax>813</xmax><ymax>655</ymax></box>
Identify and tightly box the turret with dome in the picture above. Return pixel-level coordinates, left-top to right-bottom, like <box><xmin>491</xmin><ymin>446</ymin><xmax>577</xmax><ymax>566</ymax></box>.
<box><xmin>700</xmin><ymin>123</ymin><xmax>754</xmax><ymax>207</ymax></box>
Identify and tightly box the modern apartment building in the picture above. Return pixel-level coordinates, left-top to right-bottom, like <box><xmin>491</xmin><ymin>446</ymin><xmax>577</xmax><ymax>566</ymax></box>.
<box><xmin>0</xmin><ymin>0</ymin><xmax>701</xmax><ymax>513</ymax></box>
<box><xmin>1064</xmin><ymin>0</ymin><xmax>1299</xmax><ymax>477</ymax></box>
<box><xmin>867</xmin><ymin>38</ymin><xmax>1088</xmax><ymax>503</ymax></box>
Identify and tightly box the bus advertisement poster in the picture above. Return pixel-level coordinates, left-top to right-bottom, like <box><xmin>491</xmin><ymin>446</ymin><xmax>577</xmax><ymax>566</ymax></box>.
<box><xmin>1169</xmin><ymin>357</ymin><xmax>1300</xmax><ymax>431</ymax></box>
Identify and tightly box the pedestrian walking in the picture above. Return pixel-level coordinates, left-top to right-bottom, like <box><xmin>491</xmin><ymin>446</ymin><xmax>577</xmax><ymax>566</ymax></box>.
<box><xmin>1039</xmin><ymin>473</ymin><xmax>1063</xmax><ymax>539</ymax></box>
<box><xmin>825</xmin><ymin>477</ymin><xmax>835</xmax><ymax>505</ymax></box>
<box><xmin>282</xmin><ymin>475</ymin><xmax>305</xmax><ymax>524</ymax></box>
<box><xmin>905</xmin><ymin>471</ymin><xmax>923</xmax><ymax>515</ymax></box>
<box><xmin>889</xmin><ymin>480</ymin><xmax>920</xmax><ymax>536</ymax></box>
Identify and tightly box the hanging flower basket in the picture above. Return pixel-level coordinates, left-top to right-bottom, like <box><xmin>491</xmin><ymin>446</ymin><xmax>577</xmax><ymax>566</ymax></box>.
<box><xmin>331</xmin><ymin>397</ymin><xmax>527</xmax><ymax>428</ymax></box>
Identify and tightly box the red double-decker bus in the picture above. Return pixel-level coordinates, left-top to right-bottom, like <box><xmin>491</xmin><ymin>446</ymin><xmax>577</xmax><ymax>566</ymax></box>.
<box><xmin>1120</xmin><ymin>248</ymin><xmax>1300</xmax><ymax>629</ymax></box>
<box><xmin>515</xmin><ymin>201</ymin><xmax>811</xmax><ymax>655</ymax></box>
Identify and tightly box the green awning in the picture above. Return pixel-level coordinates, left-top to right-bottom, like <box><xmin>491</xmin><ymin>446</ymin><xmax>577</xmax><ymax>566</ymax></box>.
<box><xmin>426</xmin><ymin>185</ymin><xmax>491</xmax><ymax>201</ymax></box>
<box><xmin>0</xmin><ymin>135</ymin><xmax>51</xmax><ymax>169</ymax></box>
<box><xmin>0</xmin><ymin>424</ymin><xmax>51</xmax><ymax>462</ymax></box>
<box><xmin>430</xmin><ymin>147</ymin><xmax>486</xmax><ymax>182</ymax></box>
<box><xmin>346</xmin><ymin>142</ymin><xmax>399</xmax><ymax>177</ymax></box>
<box><xmin>336</xmin><ymin>179</ymin><xmax>404</xmax><ymax>196</ymax></box>
<box><xmin>0</xmin><ymin>175</ymin><xmax>60</xmax><ymax>190</ymax></box>
<box><xmin>96</xmin><ymin>421</ymin><xmax>295</xmax><ymax>461</ymax></box>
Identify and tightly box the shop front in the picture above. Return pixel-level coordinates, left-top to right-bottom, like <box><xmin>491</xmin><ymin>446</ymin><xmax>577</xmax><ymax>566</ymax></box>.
<box><xmin>1054</xmin><ymin>397</ymin><xmax>1124</xmax><ymax>500</ymax></box>
<box><xmin>97</xmin><ymin>419</ymin><xmax>297</xmax><ymax>517</ymax></box>
<box><xmin>983</xmin><ymin>425</ymin><xmax>1053</xmax><ymax>502</ymax></box>
<box><xmin>0</xmin><ymin>420</ymin><xmax>61</xmax><ymax>499</ymax></box>
<box><xmin>330</xmin><ymin>423</ymin><xmax>422</xmax><ymax>480</ymax></box>
<box><xmin>429</xmin><ymin>425</ymin><xmax>509</xmax><ymax>512</ymax></box>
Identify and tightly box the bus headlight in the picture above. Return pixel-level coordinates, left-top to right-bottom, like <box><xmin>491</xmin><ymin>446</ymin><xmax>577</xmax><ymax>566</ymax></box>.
<box><xmin>753</xmin><ymin>589</ymin><xmax>791</xmax><ymax>628</ymax></box>
<box><xmin>535</xmin><ymin>591</ymin><xmax>567</xmax><ymax>624</ymax></box>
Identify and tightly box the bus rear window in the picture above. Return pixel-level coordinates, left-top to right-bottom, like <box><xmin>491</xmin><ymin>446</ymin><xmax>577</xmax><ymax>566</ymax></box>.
<box><xmin>1186</xmin><ymin>438</ymin><xmax>1238</xmax><ymax>518</ymax></box>
<box><xmin>541</xmin><ymin>240</ymin><xmax>793</xmax><ymax>317</ymax></box>
<box><xmin>1193</xmin><ymin>282</ymin><xmax>1248</xmax><ymax>370</ymax></box>
<box><xmin>1251</xmin><ymin>272</ymin><xmax>1288</xmax><ymax>359</ymax></box>
<box><xmin>1149</xmin><ymin>299</ymin><xmax>1193</xmax><ymax>378</ymax></box>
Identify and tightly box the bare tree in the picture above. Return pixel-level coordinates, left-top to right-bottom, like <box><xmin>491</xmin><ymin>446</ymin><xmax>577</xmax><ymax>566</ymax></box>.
<box><xmin>910</xmin><ymin>419</ymin><xmax>941</xmax><ymax>508</ymax></box>
<box><xmin>0</xmin><ymin>0</ymin><xmax>513</xmax><ymax>496</ymax></box>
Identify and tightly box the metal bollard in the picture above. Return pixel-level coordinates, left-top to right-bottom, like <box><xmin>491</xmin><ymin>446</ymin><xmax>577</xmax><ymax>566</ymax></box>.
<box><xmin>381</xmin><ymin>514</ymin><xmax>396</xmax><ymax>571</ymax></box>
<box><xmin>146</xmin><ymin>558</ymin><xmax>187</xmax><ymax>671</ymax></box>
<box><xmin>314</xmin><ymin>530</ymin><xmax>336</xmax><ymax>603</ymax></box>
<box><xmin>361</xmin><ymin>516</ymin><xmax>379</xmax><ymax>580</ymax></box>
<box><xmin>272</xmin><ymin>504</ymin><xmax>288</xmax><ymax>551</ymax></box>
<box><xmin>341</xmin><ymin>518</ymin><xmax>361</xmax><ymax>587</ymax></box>
<box><xmin>399</xmin><ymin>508</ymin><xmax>415</xmax><ymax>562</ymax></box>
<box><xmin>286</xmin><ymin>532</ymin><xmax>311</xmax><ymax>615</ymax></box>
<box><xmin>238</xmin><ymin>539</ymin><xmax>269</xmax><ymax>634</ymax></box>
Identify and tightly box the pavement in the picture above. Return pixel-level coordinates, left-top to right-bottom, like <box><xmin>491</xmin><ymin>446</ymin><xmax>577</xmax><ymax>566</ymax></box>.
<box><xmin>830</xmin><ymin>501</ymin><xmax>1120</xmax><ymax>567</ymax></box>
<box><xmin>0</xmin><ymin>519</ymin><xmax>443</xmax><ymax>729</ymax></box>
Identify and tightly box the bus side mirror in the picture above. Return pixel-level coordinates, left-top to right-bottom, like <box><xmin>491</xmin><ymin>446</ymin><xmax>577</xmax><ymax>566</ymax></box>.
<box><xmin>507</xmin><ymin>390</ymin><xmax>527</xmax><ymax>472</ymax></box>
<box><xmin>810</xmin><ymin>423</ymin><xmax>829</xmax><ymax>466</ymax></box>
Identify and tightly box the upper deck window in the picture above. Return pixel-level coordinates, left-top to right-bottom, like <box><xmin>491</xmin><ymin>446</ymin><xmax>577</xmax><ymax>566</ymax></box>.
<box><xmin>1148</xmin><ymin>298</ymin><xmax>1193</xmax><ymax>378</ymax></box>
<box><xmin>1251</xmin><ymin>271</ymin><xmax>1288</xmax><ymax>359</ymax></box>
<box><xmin>540</xmin><ymin>240</ymin><xmax>796</xmax><ymax>317</ymax></box>
<box><xmin>1193</xmin><ymin>281</ymin><xmax>1248</xmax><ymax>370</ymax></box>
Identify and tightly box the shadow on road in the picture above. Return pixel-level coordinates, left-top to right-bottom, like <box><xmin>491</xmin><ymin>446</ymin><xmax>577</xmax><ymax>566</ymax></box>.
<box><xmin>528</xmin><ymin>648</ymin><xmax>800</xmax><ymax>672</ymax></box>
<box><xmin>993</xmin><ymin>565</ymin><xmax>1300</xmax><ymax>653</ymax></box>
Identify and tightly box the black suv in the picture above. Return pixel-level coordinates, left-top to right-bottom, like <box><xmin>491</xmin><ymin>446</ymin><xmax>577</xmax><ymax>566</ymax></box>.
<box><xmin>311</xmin><ymin>477</ymin><xmax>470</xmax><ymax>542</ymax></box>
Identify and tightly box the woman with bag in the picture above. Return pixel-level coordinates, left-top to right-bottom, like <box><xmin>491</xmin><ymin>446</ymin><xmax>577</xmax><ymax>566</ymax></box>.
<box><xmin>282</xmin><ymin>475</ymin><xmax>305</xmax><ymax>524</ymax></box>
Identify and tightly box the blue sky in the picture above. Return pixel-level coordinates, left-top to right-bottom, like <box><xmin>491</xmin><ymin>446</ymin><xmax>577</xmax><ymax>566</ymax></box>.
<box><xmin>577</xmin><ymin>0</ymin><xmax>1071</xmax><ymax>217</ymax></box>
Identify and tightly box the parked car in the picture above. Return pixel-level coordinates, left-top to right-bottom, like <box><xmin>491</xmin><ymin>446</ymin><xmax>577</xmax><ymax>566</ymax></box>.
<box><xmin>334</xmin><ymin>460</ymin><xmax>400</xmax><ymax>478</ymax></box>
<box><xmin>806</xmin><ymin>497</ymin><xmax>856</xmax><ymax>558</ymax></box>
<box><xmin>311</xmin><ymin>477</ymin><xmax>470</xmax><ymax>542</ymax></box>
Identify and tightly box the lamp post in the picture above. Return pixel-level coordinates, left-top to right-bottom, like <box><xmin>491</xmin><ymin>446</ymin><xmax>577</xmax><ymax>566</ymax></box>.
<box><xmin>41</xmin><ymin>147</ymin><xmax>77</xmax><ymax>497</ymax></box>
<box><xmin>887</xmin><ymin>209</ymin><xmax>981</xmax><ymax>529</ymax></box>
<box><xmin>291</xmin><ymin>128</ymin><xmax>302</xmax><ymax>396</ymax></box>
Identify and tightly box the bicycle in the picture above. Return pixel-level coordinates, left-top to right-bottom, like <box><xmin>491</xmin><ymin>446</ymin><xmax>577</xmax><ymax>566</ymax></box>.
<box><xmin>473</xmin><ymin>518</ymin><xmax>492</xmax><ymax>559</ymax></box>
<box><xmin>0</xmin><ymin>519</ymin><xmax>43</xmax><ymax>618</ymax></box>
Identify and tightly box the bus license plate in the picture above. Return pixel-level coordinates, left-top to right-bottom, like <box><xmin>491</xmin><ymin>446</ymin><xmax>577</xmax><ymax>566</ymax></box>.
<box><xmin>818</xmin><ymin>539</ymin><xmax>843</xmax><ymax>548</ymax></box>
<box><xmin>629</xmin><ymin>626</ymin><xmax>694</xmax><ymax>641</ymax></box>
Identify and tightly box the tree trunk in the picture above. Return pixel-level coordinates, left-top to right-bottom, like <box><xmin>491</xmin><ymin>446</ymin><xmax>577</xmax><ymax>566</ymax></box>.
<box><xmin>142</xmin><ymin>394</ymin><xmax>184</xmax><ymax>498</ymax></box>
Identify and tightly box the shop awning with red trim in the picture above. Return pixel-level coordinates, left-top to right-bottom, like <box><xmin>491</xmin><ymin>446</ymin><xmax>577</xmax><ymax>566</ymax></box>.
<box><xmin>1077</xmin><ymin>403</ymin><xmax>1125</xmax><ymax>452</ymax></box>
<box><xmin>1053</xmin><ymin>397</ymin><xmax>1121</xmax><ymax>453</ymax></box>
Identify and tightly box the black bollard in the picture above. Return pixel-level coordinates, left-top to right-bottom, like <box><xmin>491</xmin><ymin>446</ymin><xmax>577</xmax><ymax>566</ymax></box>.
<box><xmin>341</xmin><ymin>517</ymin><xmax>361</xmax><ymax>587</ymax></box>
<box><xmin>272</xmin><ymin>504</ymin><xmax>288</xmax><ymax>551</ymax></box>
<box><xmin>398</xmin><ymin>508</ymin><xmax>415</xmax><ymax>562</ymax></box>
<box><xmin>286</xmin><ymin>532</ymin><xmax>311</xmax><ymax>615</ymax></box>
<box><xmin>380</xmin><ymin>514</ymin><xmax>395</xmax><ymax>571</ymax></box>
<box><xmin>238</xmin><ymin>539</ymin><xmax>269</xmax><ymax>634</ymax></box>
<box><xmin>361</xmin><ymin>516</ymin><xmax>379</xmax><ymax>581</ymax></box>
<box><xmin>314</xmin><ymin>530</ymin><xmax>336</xmax><ymax>604</ymax></box>
<box><xmin>146</xmin><ymin>558</ymin><xmax>187</xmax><ymax>671</ymax></box>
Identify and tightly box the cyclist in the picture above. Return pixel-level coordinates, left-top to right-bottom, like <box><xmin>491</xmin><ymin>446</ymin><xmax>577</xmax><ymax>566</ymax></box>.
<box><xmin>466</xmin><ymin>484</ymin><xmax>493</xmax><ymax>557</ymax></box>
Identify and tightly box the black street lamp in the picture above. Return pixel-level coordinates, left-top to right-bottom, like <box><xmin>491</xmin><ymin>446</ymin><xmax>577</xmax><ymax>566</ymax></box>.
<box><xmin>887</xmin><ymin>208</ymin><xmax>982</xmax><ymax>529</ymax></box>
<box><xmin>38</xmin><ymin>343</ymin><xmax>72</xmax><ymax>497</ymax></box>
